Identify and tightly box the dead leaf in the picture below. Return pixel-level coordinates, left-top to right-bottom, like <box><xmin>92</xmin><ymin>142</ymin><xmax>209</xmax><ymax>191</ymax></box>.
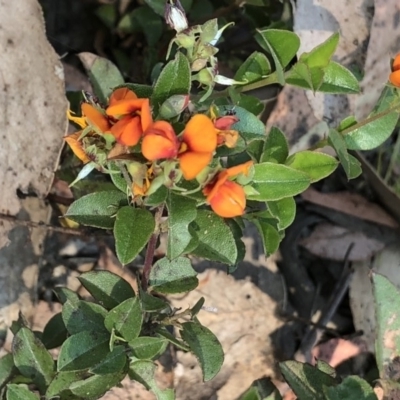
<box><xmin>299</xmin><ymin>223</ymin><xmax>384</xmax><ymax>261</ymax></box>
<box><xmin>301</xmin><ymin>187</ymin><xmax>399</xmax><ymax>228</ymax></box>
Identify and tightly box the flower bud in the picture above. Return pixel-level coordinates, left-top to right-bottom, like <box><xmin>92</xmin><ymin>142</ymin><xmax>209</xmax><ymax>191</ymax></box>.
<box><xmin>159</xmin><ymin>95</ymin><xmax>190</xmax><ymax>119</ymax></box>
<box><xmin>164</xmin><ymin>0</ymin><xmax>188</xmax><ymax>33</ymax></box>
<box><xmin>197</xmin><ymin>68</ymin><xmax>214</xmax><ymax>86</ymax></box>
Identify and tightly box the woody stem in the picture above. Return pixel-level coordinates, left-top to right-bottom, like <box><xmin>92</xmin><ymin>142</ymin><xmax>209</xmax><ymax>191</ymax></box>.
<box><xmin>141</xmin><ymin>204</ymin><xmax>164</xmax><ymax>291</ymax></box>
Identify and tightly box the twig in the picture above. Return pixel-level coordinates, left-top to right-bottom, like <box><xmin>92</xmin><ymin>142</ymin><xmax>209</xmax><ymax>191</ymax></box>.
<box><xmin>141</xmin><ymin>205</ymin><xmax>165</xmax><ymax>291</ymax></box>
<box><xmin>295</xmin><ymin>244</ymin><xmax>355</xmax><ymax>363</ymax></box>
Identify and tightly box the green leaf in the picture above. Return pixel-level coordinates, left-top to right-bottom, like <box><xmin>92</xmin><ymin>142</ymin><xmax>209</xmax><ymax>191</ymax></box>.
<box><xmin>319</xmin><ymin>61</ymin><xmax>360</xmax><ymax>93</ymax></box>
<box><xmin>286</xmin><ymin>61</ymin><xmax>360</xmax><ymax>94</ymax></box>
<box><xmin>180</xmin><ymin>321</ymin><xmax>224</xmax><ymax>382</ymax></box>
<box><xmin>240</xmin><ymin>377</ymin><xmax>282</xmax><ymax>400</ymax></box>
<box><xmin>152</xmin><ymin>52</ymin><xmax>191</xmax><ymax>112</ymax></box>
<box><xmin>42</xmin><ymin>313</ymin><xmax>68</xmax><ymax>349</ymax></box>
<box><xmin>328</xmin><ymin>129</ymin><xmax>352</xmax><ymax>178</ymax></box>
<box><xmin>140</xmin><ymin>292</ymin><xmax>170</xmax><ymax>312</ymax></box>
<box><xmin>373</xmin><ymin>273</ymin><xmax>400</xmax><ymax>379</ymax></box>
<box><xmin>70</xmin><ymin>364</ymin><xmax>127</xmax><ymax>400</ymax></box>
<box><xmin>65</xmin><ymin>191</ymin><xmax>127</xmax><ymax>229</ymax></box>
<box><xmin>129</xmin><ymin>360</ymin><xmax>175</xmax><ymax>400</ymax></box>
<box><xmin>6</xmin><ymin>384</ymin><xmax>40</xmax><ymax>400</ymax></box>
<box><xmin>104</xmin><ymin>298</ymin><xmax>143</xmax><ymax>342</ymax></box>
<box><xmin>343</xmin><ymin>111</ymin><xmax>399</xmax><ymax>150</ymax></box>
<box><xmin>190</xmin><ymin>210</ymin><xmax>238</xmax><ymax>265</ymax></box>
<box><xmin>95</xmin><ymin>4</ymin><xmax>117</xmax><ymax>29</ymax></box>
<box><xmin>144</xmin><ymin>185</ymin><xmax>168</xmax><ymax>206</ymax></box>
<box><xmin>166</xmin><ymin>192</ymin><xmax>197</xmax><ymax>259</ymax></box>
<box><xmin>78</xmin><ymin>270</ymin><xmax>136</xmax><ymax>310</ymax></box>
<box><xmin>118</xmin><ymin>7</ymin><xmax>162</xmax><ymax>46</ymax></box>
<box><xmin>58</xmin><ymin>331</ymin><xmax>110</xmax><ymax>372</ymax></box>
<box><xmin>323</xmin><ymin>376</ymin><xmax>377</xmax><ymax>400</ymax></box>
<box><xmin>45</xmin><ymin>370</ymin><xmax>87</xmax><ymax>399</ymax></box>
<box><xmin>224</xmin><ymin>106</ymin><xmax>266</xmax><ymax>142</ymax></box>
<box><xmin>128</xmin><ymin>337</ymin><xmax>168</xmax><ymax>360</ymax></box>
<box><xmin>285</xmin><ymin>151</ymin><xmax>338</xmax><ymax>183</ymax></box>
<box><xmin>0</xmin><ymin>354</ymin><xmax>17</xmax><ymax>390</ymax></box>
<box><xmin>114</xmin><ymin>206</ymin><xmax>155</xmax><ymax>265</ymax></box>
<box><xmin>237</xmin><ymin>94</ymin><xmax>265</xmax><ymax>116</ymax></box>
<box><xmin>108</xmin><ymin>162</ymin><xmax>128</xmax><ymax>193</ymax></box>
<box><xmin>347</xmin><ymin>154</ymin><xmax>362</xmax><ymax>179</ymax></box>
<box><xmin>267</xmin><ymin>197</ymin><xmax>296</xmax><ymax>230</ymax></box>
<box><xmin>255</xmin><ymin>29</ymin><xmax>300</xmax><ymax>84</ymax></box>
<box><xmin>116</xmin><ymin>83</ymin><xmax>153</xmax><ymax>98</ymax></box>
<box><xmin>316</xmin><ymin>359</ymin><xmax>336</xmax><ymax>378</ymax></box>
<box><xmin>46</xmin><ymin>373</ymin><xmax>83</xmax><ymax>399</ymax></box>
<box><xmin>253</xmin><ymin>219</ymin><xmax>280</xmax><ymax>255</ymax></box>
<box><xmin>12</xmin><ymin>327</ymin><xmax>54</xmax><ymax>393</ymax></box>
<box><xmin>249</xmin><ymin>163</ymin><xmax>310</xmax><ymax>201</ymax></box>
<box><xmin>53</xmin><ymin>287</ymin><xmax>80</xmax><ymax>305</ymax></box>
<box><xmin>279</xmin><ymin>360</ymin><xmax>337</xmax><ymax>399</ymax></box>
<box><xmin>142</xmin><ymin>0</ymin><xmax>165</xmax><ymax>15</ymax></box>
<box><xmin>78</xmin><ymin>53</ymin><xmax>124</xmax><ymax>104</ymax></box>
<box><xmin>149</xmin><ymin>257</ymin><xmax>198</xmax><ymax>294</ymax></box>
<box><xmin>62</xmin><ymin>300</ymin><xmax>108</xmax><ymax>336</ymax></box>
<box><xmin>234</xmin><ymin>51</ymin><xmax>271</xmax><ymax>84</ymax></box>
<box><xmin>301</xmin><ymin>32</ymin><xmax>339</xmax><ymax>68</ymax></box>
<box><xmin>262</xmin><ymin>127</ymin><xmax>289</xmax><ymax>163</ymax></box>
<box><xmin>90</xmin><ymin>346</ymin><xmax>127</xmax><ymax>375</ymax></box>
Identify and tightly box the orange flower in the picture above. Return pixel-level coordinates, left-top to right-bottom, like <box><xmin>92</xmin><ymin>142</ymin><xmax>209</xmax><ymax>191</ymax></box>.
<box><xmin>142</xmin><ymin>121</ymin><xmax>179</xmax><ymax>160</ymax></box>
<box><xmin>390</xmin><ymin>53</ymin><xmax>400</xmax><ymax>87</ymax></box>
<box><xmin>65</xmin><ymin>103</ymin><xmax>111</xmax><ymax>163</ymax></box>
<box><xmin>203</xmin><ymin>161</ymin><xmax>253</xmax><ymax>218</ymax></box>
<box><xmin>106</xmin><ymin>88</ymin><xmax>153</xmax><ymax>146</ymax></box>
<box><xmin>179</xmin><ymin>114</ymin><xmax>217</xmax><ymax>180</ymax></box>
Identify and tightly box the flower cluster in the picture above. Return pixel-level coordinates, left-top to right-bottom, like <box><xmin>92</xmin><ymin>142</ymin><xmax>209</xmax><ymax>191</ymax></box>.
<box><xmin>66</xmin><ymin>88</ymin><xmax>253</xmax><ymax>218</ymax></box>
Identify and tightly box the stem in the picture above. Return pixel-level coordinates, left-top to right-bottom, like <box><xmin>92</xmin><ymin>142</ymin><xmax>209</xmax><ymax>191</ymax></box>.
<box><xmin>240</xmin><ymin>71</ymin><xmax>281</xmax><ymax>93</ymax></box>
<box><xmin>141</xmin><ymin>204</ymin><xmax>164</xmax><ymax>291</ymax></box>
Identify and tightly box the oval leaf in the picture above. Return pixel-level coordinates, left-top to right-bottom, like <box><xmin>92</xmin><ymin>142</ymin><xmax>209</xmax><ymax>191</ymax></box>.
<box><xmin>149</xmin><ymin>257</ymin><xmax>198</xmax><ymax>294</ymax></box>
<box><xmin>6</xmin><ymin>384</ymin><xmax>40</xmax><ymax>400</ymax></box>
<box><xmin>78</xmin><ymin>53</ymin><xmax>124</xmax><ymax>104</ymax></box>
<box><xmin>128</xmin><ymin>337</ymin><xmax>168</xmax><ymax>360</ymax></box>
<box><xmin>104</xmin><ymin>297</ymin><xmax>143</xmax><ymax>342</ymax></box>
<box><xmin>249</xmin><ymin>163</ymin><xmax>310</xmax><ymax>201</ymax></box>
<box><xmin>255</xmin><ymin>29</ymin><xmax>300</xmax><ymax>84</ymax></box>
<box><xmin>267</xmin><ymin>197</ymin><xmax>296</xmax><ymax>230</ymax></box>
<box><xmin>323</xmin><ymin>376</ymin><xmax>377</xmax><ymax>400</ymax></box>
<box><xmin>62</xmin><ymin>300</ymin><xmax>108</xmax><ymax>336</ymax></box>
<box><xmin>42</xmin><ymin>313</ymin><xmax>68</xmax><ymax>350</ymax></box>
<box><xmin>12</xmin><ymin>327</ymin><xmax>54</xmax><ymax>393</ymax></box>
<box><xmin>65</xmin><ymin>191</ymin><xmax>127</xmax><ymax>229</ymax></box>
<box><xmin>45</xmin><ymin>370</ymin><xmax>87</xmax><ymax>399</ymax></box>
<box><xmin>78</xmin><ymin>270</ymin><xmax>136</xmax><ymax>310</ymax></box>
<box><xmin>189</xmin><ymin>210</ymin><xmax>238</xmax><ymax>265</ymax></box>
<box><xmin>129</xmin><ymin>360</ymin><xmax>175</xmax><ymax>400</ymax></box>
<box><xmin>234</xmin><ymin>51</ymin><xmax>271</xmax><ymax>83</ymax></box>
<box><xmin>166</xmin><ymin>192</ymin><xmax>197</xmax><ymax>259</ymax></box>
<box><xmin>343</xmin><ymin>111</ymin><xmax>399</xmax><ymax>150</ymax></box>
<box><xmin>262</xmin><ymin>126</ymin><xmax>289</xmax><ymax>163</ymax></box>
<box><xmin>285</xmin><ymin>151</ymin><xmax>338</xmax><ymax>183</ymax></box>
<box><xmin>58</xmin><ymin>331</ymin><xmax>110</xmax><ymax>372</ymax></box>
<box><xmin>114</xmin><ymin>206</ymin><xmax>155</xmax><ymax>265</ymax></box>
<box><xmin>152</xmin><ymin>52</ymin><xmax>190</xmax><ymax>112</ymax></box>
<box><xmin>180</xmin><ymin>321</ymin><xmax>224</xmax><ymax>382</ymax></box>
<box><xmin>279</xmin><ymin>360</ymin><xmax>337</xmax><ymax>399</ymax></box>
